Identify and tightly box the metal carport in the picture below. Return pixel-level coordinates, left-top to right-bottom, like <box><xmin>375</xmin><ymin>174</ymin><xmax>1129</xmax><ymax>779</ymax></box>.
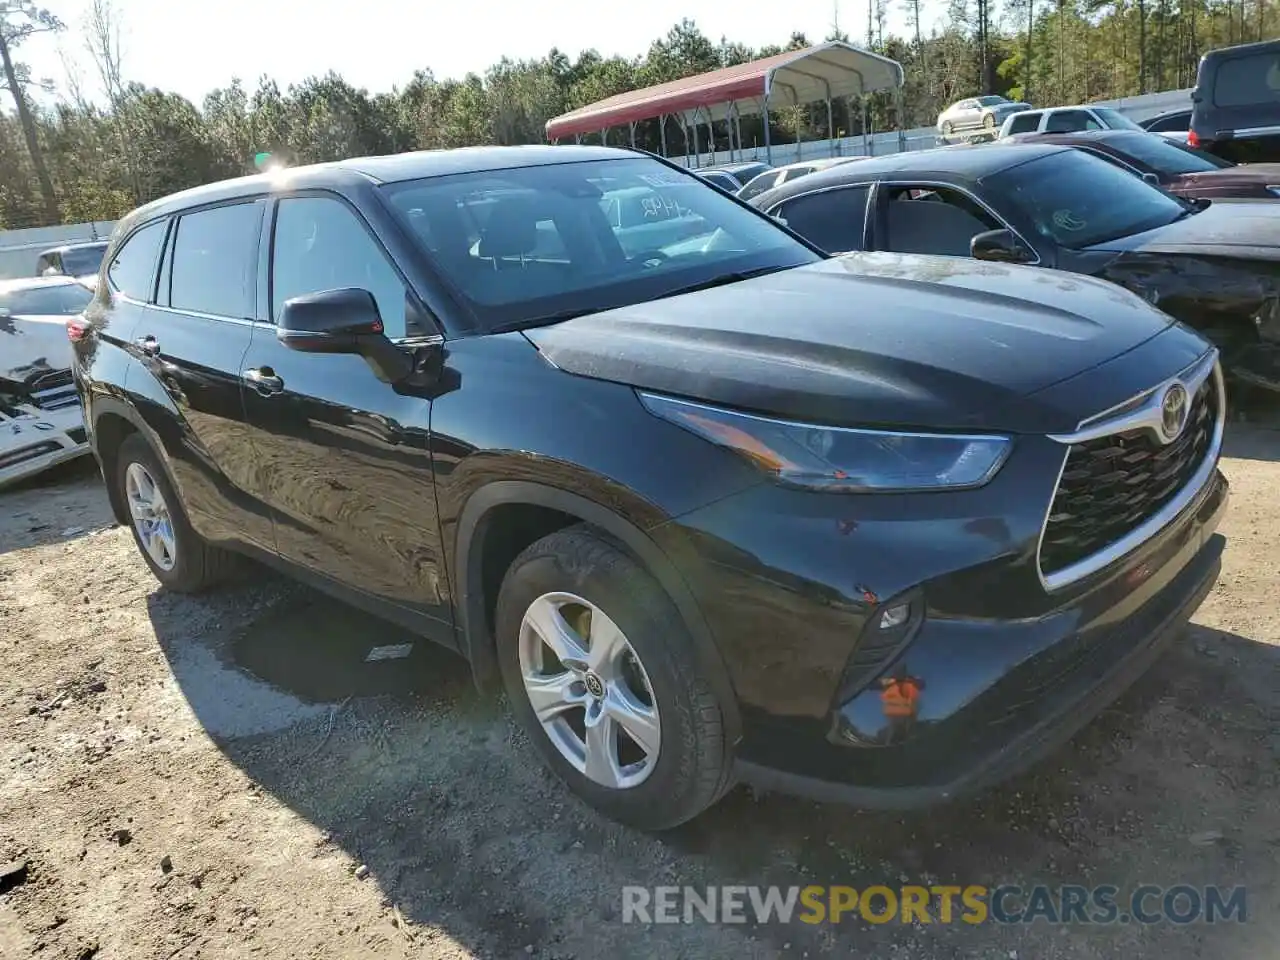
<box><xmin>544</xmin><ymin>41</ymin><xmax>906</xmax><ymax>165</ymax></box>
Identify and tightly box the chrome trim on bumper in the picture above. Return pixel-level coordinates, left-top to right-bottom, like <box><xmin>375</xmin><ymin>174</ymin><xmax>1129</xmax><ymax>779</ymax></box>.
<box><xmin>1036</xmin><ymin>349</ymin><xmax>1225</xmax><ymax>592</ymax></box>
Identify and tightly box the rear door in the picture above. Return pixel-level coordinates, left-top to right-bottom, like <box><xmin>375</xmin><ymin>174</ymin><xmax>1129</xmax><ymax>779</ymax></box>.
<box><xmin>238</xmin><ymin>191</ymin><xmax>454</xmax><ymax>641</ymax></box>
<box><xmin>134</xmin><ymin>199</ymin><xmax>276</xmax><ymax>550</ymax></box>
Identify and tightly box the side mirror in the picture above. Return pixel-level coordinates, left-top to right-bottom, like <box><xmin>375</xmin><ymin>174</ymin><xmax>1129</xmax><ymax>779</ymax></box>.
<box><xmin>277</xmin><ymin>287</ymin><xmax>413</xmax><ymax>384</ymax></box>
<box><xmin>1141</xmin><ymin>172</ymin><xmax>1161</xmax><ymax>186</ymax></box>
<box><xmin>970</xmin><ymin>228</ymin><xmax>1034</xmax><ymax>264</ymax></box>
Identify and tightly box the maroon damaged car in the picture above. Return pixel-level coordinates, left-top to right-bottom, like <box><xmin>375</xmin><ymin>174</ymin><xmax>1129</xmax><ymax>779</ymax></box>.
<box><xmin>1008</xmin><ymin>129</ymin><xmax>1280</xmax><ymax>201</ymax></box>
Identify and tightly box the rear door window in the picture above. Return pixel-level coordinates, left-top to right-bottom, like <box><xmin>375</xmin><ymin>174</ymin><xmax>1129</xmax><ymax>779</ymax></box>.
<box><xmin>107</xmin><ymin>220</ymin><xmax>168</xmax><ymax>301</ymax></box>
<box><xmin>169</xmin><ymin>202</ymin><xmax>263</xmax><ymax>318</ymax></box>
<box><xmin>1213</xmin><ymin>52</ymin><xmax>1280</xmax><ymax>107</ymax></box>
<box><xmin>774</xmin><ymin>186</ymin><xmax>870</xmax><ymax>253</ymax></box>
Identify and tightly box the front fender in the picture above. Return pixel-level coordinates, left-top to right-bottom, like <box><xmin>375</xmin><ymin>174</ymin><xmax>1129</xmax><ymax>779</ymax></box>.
<box><xmin>453</xmin><ymin>478</ymin><xmax>742</xmax><ymax>744</ymax></box>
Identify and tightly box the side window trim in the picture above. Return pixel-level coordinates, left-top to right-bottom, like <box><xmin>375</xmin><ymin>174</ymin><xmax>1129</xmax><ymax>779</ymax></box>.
<box><xmin>265</xmin><ymin>188</ymin><xmax>438</xmax><ymax>340</ymax></box>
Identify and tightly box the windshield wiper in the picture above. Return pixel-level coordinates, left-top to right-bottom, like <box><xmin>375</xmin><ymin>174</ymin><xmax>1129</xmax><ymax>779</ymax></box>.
<box><xmin>650</xmin><ymin>265</ymin><xmax>789</xmax><ymax>302</ymax></box>
<box><xmin>487</xmin><ymin>309</ymin><xmax>598</xmax><ymax>335</ymax></box>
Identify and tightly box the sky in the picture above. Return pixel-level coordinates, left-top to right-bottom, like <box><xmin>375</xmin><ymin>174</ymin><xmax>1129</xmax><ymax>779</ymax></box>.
<box><xmin>20</xmin><ymin>0</ymin><xmax>935</xmax><ymax>108</ymax></box>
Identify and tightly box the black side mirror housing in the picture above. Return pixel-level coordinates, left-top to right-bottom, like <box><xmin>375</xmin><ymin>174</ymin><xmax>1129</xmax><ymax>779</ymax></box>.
<box><xmin>277</xmin><ymin>287</ymin><xmax>413</xmax><ymax>384</ymax></box>
<box><xmin>970</xmin><ymin>228</ymin><xmax>1035</xmax><ymax>264</ymax></box>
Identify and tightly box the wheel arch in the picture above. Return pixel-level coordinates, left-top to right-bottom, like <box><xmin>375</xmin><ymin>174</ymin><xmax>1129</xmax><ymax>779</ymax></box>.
<box><xmin>455</xmin><ymin>481</ymin><xmax>741</xmax><ymax>743</ymax></box>
<box><xmin>89</xmin><ymin>396</ymin><xmax>161</xmax><ymax>527</ymax></box>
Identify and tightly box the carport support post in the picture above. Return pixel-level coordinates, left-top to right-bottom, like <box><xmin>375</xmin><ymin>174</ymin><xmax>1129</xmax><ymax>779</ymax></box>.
<box><xmin>691</xmin><ymin>117</ymin><xmax>701</xmax><ymax>168</ymax></box>
<box><xmin>896</xmin><ymin>89</ymin><xmax>907</xmax><ymax>153</ymax></box>
<box><xmin>629</xmin><ymin>121</ymin><xmax>637</xmax><ymax>148</ymax></box>
<box><xmin>762</xmin><ymin>93</ymin><xmax>772</xmax><ymax>165</ymax></box>
<box><xmin>826</xmin><ymin>97</ymin><xmax>835</xmax><ymax>158</ymax></box>
<box><xmin>600</xmin><ymin>127</ymin><xmax>608</xmax><ymax>146</ymax></box>
<box><xmin>861</xmin><ymin>98</ymin><xmax>870</xmax><ymax>157</ymax></box>
<box><xmin>658</xmin><ymin>115</ymin><xmax>668</xmax><ymax>157</ymax></box>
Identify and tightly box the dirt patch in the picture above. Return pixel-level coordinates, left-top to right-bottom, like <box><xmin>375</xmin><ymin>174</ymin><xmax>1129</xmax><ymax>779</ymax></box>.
<box><xmin>1</xmin><ymin>428</ymin><xmax>1278</xmax><ymax>959</ymax></box>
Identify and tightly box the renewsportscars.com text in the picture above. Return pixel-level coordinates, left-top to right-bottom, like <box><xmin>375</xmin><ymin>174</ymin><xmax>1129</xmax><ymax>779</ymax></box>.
<box><xmin>621</xmin><ymin>884</ymin><xmax>1247</xmax><ymax>926</ymax></box>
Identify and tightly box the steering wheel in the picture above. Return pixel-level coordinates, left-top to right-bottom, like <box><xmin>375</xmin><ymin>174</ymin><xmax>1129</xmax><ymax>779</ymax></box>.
<box><xmin>630</xmin><ymin>249</ymin><xmax>670</xmax><ymax>270</ymax></box>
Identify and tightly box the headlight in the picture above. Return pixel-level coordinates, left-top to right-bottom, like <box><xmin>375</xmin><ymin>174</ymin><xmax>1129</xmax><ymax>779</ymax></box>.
<box><xmin>639</xmin><ymin>393</ymin><xmax>1011</xmax><ymax>493</ymax></box>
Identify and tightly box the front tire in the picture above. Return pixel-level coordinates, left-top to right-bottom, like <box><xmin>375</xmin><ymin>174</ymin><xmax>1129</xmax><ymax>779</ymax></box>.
<box><xmin>495</xmin><ymin>526</ymin><xmax>733</xmax><ymax>830</ymax></box>
<box><xmin>114</xmin><ymin>433</ymin><xmax>236</xmax><ymax>592</ymax></box>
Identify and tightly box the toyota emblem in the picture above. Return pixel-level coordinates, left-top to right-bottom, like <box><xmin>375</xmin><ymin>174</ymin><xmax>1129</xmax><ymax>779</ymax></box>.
<box><xmin>1159</xmin><ymin>383</ymin><xmax>1189</xmax><ymax>443</ymax></box>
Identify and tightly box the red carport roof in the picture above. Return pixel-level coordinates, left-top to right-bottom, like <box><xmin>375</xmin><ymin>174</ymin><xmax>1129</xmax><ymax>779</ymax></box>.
<box><xmin>545</xmin><ymin>41</ymin><xmax>905</xmax><ymax>140</ymax></box>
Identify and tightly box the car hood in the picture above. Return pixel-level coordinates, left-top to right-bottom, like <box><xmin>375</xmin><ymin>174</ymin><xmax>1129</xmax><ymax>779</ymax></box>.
<box><xmin>1088</xmin><ymin>201</ymin><xmax>1280</xmax><ymax>259</ymax></box>
<box><xmin>525</xmin><ymin>253</ymin><xmax>1186</xmax><ymax>434</ymax></box>
<box><xmin>0</xmin><ymin>312</ymin><xmax>76</xmax><ymax>386</ymax></box>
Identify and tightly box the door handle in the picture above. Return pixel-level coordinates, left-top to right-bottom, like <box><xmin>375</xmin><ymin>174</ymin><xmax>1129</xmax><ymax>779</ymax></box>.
<box><xmin>243</xmin><ymin>367</ymin><xmax>284</xmax><ymax>396</ymax></box>
<box><xmin>134</xmin><ymin>335</ymin><xmax>160</xmax><ymax>357</ymax></box>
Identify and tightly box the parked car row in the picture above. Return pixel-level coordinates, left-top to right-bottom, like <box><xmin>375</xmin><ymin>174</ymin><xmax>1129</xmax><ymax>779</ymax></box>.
<box><xmin>695</xmin><ymin>156</ymin><xmax>865</xmax><ymax>200</ymax></box>
<box><xmin>751</xmin><ymin>137</ymin><xmax>1280</xmax><ymax>393</ymax></box>
<box><xmin>58</xmin><ymin>138</ymin><xmax>1234</xmax><ymax>833</ymax></box>
<box><xmin>939</xmin><ymin>36</ymin><xmax>1280</xmax><ymax>162</ymax></box>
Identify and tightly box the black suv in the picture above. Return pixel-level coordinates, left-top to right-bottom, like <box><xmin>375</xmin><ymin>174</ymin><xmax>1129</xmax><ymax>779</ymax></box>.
<box><xmin>72</xmin><ymin>146</ymin><xmax>1228</xmax><ymax>829</ymax></box>
<box><xmin>1190</xmin><ymin>39</ymin><xmax>1280</xmax><ymax>162</ymax></box>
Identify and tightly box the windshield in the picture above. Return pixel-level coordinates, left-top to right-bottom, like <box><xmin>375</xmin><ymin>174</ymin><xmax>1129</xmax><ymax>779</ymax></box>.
<box><xmin>987</xmin><ymin>149</ymin><xmax>1190</xmax><ymax>249</ymax></box>
<box><xmin>0</xmin><ymin>282</ymin><xmax>92</xmax><ymax>316</ymax></box>
<box><xmin>382</xmin><ymin>156</ymin><xmax>818</xmax><ymax>331</ymax></box>
<box><xmin>1092</xmin><ymin>108</ymin><xmax>1144</xmax><ymax>131</ymax></box>
<box><xmin>1110</xmin><ymin>133</ymin><xmax>1234</xmax><ymax>173</ymax></box>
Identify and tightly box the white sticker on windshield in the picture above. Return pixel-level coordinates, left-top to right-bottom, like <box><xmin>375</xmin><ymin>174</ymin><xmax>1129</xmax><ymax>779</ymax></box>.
<box><xmin>637</xmin><ymin>172</ymin><xmax>688</xmax><ymax>188</ymax></box>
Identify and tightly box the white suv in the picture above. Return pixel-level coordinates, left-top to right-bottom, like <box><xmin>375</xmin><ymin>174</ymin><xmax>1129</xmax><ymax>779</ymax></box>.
<box><xmin>998</xmin><ymin>105</ymin><xmax>1144</xmax><ymax>138</ymax></box>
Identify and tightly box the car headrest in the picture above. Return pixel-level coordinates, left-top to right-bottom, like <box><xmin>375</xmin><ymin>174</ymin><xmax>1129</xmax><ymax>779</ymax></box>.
<box><xmin>477</xmin><ymin>198</ymin><xmax>539</xmax><ymax>259</ymax></box>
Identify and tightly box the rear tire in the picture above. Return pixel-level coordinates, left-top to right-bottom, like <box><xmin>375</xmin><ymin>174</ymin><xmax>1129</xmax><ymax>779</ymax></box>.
<box><xmin>495</xmin><ymin>526</ymin><xmax>734</xmax><ymax>830</ymax></box>
<box><xmin>983</xmin><ymin>112</ymin><xmax>995</xmax><ymax>129</ymax></box>
<box><xmin>942</xmin><ymin>120</ymin><xmax>954</xmax><ymax>136</ymax></box>
<box><xmin>114</xmin><ymin>433</ymin><xmax>237</xmax><ymax>592</ymax></box>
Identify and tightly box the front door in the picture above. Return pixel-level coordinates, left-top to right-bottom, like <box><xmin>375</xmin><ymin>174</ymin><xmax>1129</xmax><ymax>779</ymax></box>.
<box><xmin>239</xmin><ymin>192</ymin><xmax>454</xmax><ymax>641</ymax></box>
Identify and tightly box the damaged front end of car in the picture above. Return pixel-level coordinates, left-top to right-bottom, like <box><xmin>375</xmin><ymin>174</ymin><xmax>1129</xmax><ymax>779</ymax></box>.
<box><xmin>0</xmin><ymin>354</ymin><xmax>90</xmax><ymax>489</ymax></box>
<box><xmin>1099</xmin><ymin>252</ymin><xmax>1280</xmax><ymax>394</ymax></box>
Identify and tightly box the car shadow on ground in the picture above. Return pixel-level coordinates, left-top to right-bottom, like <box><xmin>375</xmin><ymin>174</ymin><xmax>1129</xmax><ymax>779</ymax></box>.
<box><xmin>147</xmin><ymin>586</ymin><xmax>1280</xmax><ymax>959</ymax></box>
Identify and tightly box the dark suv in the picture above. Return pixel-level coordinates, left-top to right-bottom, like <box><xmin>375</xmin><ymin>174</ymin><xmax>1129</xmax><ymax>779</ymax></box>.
<box><xmin>1190</xmin><ymin>39</ymin><xmax>1280</xmax><ymax>162</ymax></box>
<box><xmin>73</xmin><ymin>146</ymin><xmax>1228</xmax><ymax>830</ymax></box>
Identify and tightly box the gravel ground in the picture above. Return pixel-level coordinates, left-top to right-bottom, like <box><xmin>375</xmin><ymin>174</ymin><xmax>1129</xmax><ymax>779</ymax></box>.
<box><xmin>1</xmin><ymin>424</ymin><xmax>1278</xmax><ymax>960</ymax></box>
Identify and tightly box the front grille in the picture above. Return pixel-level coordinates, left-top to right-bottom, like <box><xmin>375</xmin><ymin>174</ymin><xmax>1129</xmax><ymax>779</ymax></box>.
<box><xmin>26</xmin><ymin>369</ymin><xmax>79</xmax><ymax>411</ymax></box>
<box><xmin>1039</xmin><ymin>374</ymin><xmax>1217</xmax><ymax>578</ymax></box>
<box><xmin>29</xmin><ymin>369</ymin><xmax>73</xmax><ymax>393</ymax></box>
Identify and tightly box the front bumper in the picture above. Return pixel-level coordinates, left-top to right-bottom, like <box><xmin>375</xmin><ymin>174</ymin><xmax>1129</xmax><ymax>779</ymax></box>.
<box><xmin>654</xmin><ymin>435</ymin><xmax>1229</xmax><ymax>809</ymax></box>
<box><xmin>0</xmin><ymin>400</ymin><xmax>90</xmax><ymax>489</ymax></box>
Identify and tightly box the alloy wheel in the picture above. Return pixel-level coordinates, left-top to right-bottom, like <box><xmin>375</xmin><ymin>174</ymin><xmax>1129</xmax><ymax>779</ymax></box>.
<box><xmin>124</xmin><ymin>461</ymin><xmax>177</xmax><ymax>572</ymax></box>
<box><xmin>518</xmin><ymin>591</ymin><xmax>661</xmax><ymax>789</ymax></box>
